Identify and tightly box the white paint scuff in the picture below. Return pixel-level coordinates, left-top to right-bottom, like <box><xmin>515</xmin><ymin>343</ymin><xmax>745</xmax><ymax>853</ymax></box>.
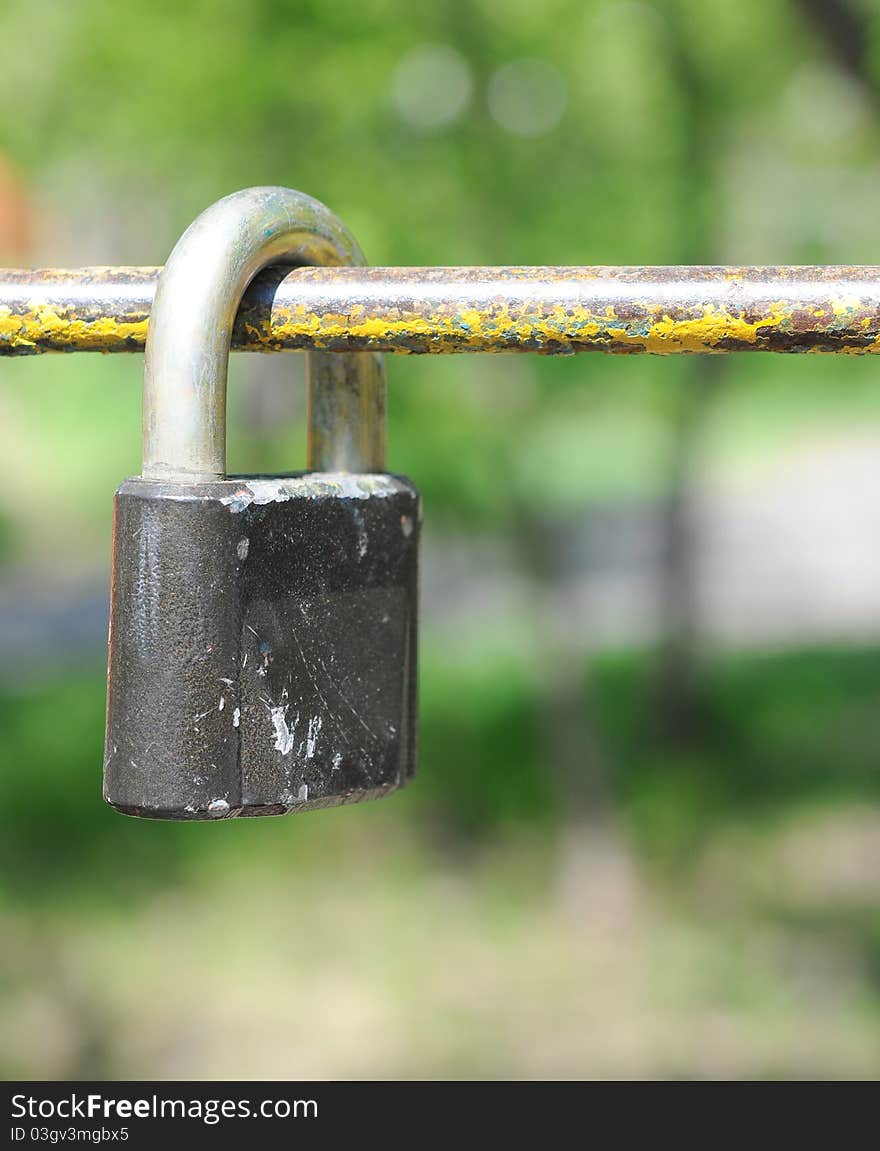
<box><xmin>305</xmin><ymin>715</ymin><xmax>323</xmax><ymax>759</ymax></box>
<box><xmin>270</xmin><ymin>705</ymin><xmax>297</xmax><ymax>755</ymax></box>
<box><xmin>220</xmin><ymin>474</ymin><xmax>407</xmax><ymax>512</ymax></box>
<box><xmin>352</xmin><ymin>507</ymin><xmax>368</xmax><ymax>558</ymax></box>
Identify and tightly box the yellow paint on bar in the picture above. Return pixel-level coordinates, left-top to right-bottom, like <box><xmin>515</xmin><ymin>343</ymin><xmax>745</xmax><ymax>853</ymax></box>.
<box><xmin>0</xmin><ymin>304</ymin><xmax>148</xmax><ymax>352</ymax></box>
<box><xmin>3</xmin><ymin>293</ymin><xmax>880</xmax><ymax>355</ymax></box>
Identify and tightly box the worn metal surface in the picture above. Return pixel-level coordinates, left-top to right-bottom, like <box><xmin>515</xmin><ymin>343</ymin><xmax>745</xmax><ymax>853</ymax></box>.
<box><xmin>104</xmin><ymin>473</ymin><xmax>420</xmax><ymax>819</ymax></box>
<box><xmin>4</xmin><ymin>264</ymin><xmax>880</xmax><ymax>356</ymax></box>
<box><xmin>142</xmin><ymin>186</ymin><xmax>385</xmax><ymax>480</ymax></box>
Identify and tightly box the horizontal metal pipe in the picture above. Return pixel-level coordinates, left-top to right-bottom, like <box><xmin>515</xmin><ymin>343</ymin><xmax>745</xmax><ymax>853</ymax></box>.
<box><xmin>3</xmin><ymin>265</ymin><xmax>880</xmax><ymax>356</ymax></box>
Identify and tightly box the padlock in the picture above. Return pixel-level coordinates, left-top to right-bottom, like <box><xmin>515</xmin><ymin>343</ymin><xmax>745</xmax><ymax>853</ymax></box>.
<box><xmin>103</xmin><ymin>187</ymin><xmax>419</xmax><ymax>819</ymax></box>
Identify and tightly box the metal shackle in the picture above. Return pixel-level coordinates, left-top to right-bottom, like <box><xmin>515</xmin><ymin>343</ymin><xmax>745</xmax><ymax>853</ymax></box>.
<box><xmin>142</xmin><ymin>186</ymin><xmax>387</xmax><ymax>481</ymax></box>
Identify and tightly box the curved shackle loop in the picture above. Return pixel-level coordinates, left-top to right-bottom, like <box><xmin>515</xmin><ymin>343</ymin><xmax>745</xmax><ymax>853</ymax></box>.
<box><xmin>143</xmin><ymin>186</ymin><xmax>386</xmax><ymax>481</ymax></box>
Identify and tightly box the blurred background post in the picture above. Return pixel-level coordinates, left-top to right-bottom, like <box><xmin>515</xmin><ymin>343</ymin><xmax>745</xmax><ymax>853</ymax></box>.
<box><xmin>2</xmin><ymin>0</ymin><xmax>880</xmax><ymax>1078</ymax></box>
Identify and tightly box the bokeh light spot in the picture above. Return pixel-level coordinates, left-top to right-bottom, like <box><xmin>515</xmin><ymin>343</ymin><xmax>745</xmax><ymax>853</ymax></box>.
<box><xmin>487</xmin><ymin>58</ymin><xmax>567</xmax><ymax>138</ymax></box>
<box><xmin>392</xmin><ymin>43</ymin><xmax>473</xmax><ymax>131</ymax></box>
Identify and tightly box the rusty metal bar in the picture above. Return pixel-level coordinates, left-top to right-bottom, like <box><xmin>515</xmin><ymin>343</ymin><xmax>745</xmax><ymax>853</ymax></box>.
<box><xmin>3</xmin><ymin>265</ymin><xmax>880</xmax><ymax>356</ymax></box>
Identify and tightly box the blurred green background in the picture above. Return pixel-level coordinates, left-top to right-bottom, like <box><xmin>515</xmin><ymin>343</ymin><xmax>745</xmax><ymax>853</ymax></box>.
<box><xmin>3</xmin><ymin>0</ymin><xmax>880</xmax><ymax>1078</ymax></box>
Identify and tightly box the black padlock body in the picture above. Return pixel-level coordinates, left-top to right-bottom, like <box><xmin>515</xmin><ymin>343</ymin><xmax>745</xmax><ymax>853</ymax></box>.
<box><xmin>104</xmin><ymin>474</ymin><xmax>419</xmax><ymax>819</ymax></box>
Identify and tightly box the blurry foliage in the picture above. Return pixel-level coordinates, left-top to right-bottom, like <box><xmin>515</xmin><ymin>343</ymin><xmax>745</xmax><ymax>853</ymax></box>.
<box><xmin>595</xmin><ymin>646</ymin><xmax>880</xmax><ymax>862</ymax></box>
<box><xmin>0</xmin><ymin>512</ymin><xmax>17</xmax><ymax>564</ymax></box>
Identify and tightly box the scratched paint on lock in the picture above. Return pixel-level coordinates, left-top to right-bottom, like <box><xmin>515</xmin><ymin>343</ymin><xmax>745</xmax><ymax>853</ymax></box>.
<box><xmin>220</xmin><ymin>474</ymin><xmax>403</xmax><ymax>511</ymax></box>
<box><xmin>105</xmin><ymin>475</ymin><xmax>420</xmax><ymax>819</ymax></box>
